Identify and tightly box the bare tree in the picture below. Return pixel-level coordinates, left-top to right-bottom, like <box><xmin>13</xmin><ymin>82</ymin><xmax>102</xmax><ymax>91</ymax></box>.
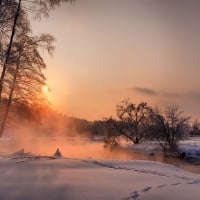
<box><xmin>0</xmin><ymin>31</ymin><xmax>54</xmax><ymax>137</ymax></box>
<box><xmin>150</xmin><ymin>105</ymin><xmax>190</xmax><ymax>153</ymax></box>
<box><xmin>104</xmin><ymin>117</ymin><xmax>124</xmax><ymax>149</ymax></box>
<box><xmin>190</xmin><ymin>119</ymin><xmax>200</xmax><ymax>136</ymax></box>
<box><xmin>0</xmin><ymin>0</ymin><xmax>73</xmax><ymax>137</ymax></box>
<box><xmin>0</xmin><ymin>0</ymin><xmax>74</xmax><ymax>101</ymax></box>
<box><xmin>116</xmin><ymin>99</ymin><xmax>153</xmax><ymax>143</ymax></box>
<box><xmin>104</xmin><ymin>99</ymin><xmax>153</xmax><ymax>148</ymax></box>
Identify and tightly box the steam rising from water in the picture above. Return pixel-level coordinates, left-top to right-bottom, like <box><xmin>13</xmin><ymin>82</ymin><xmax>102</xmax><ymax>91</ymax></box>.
<box><xmin>0</xmin><ymin>136</ymin><xmax>136</xmax><ymax>160</ymax></box>
<box><xmin>1</xmin><ymin>115</ymin><xmax>138</xmax><ymax>159</ymax></box>
<box><xmin>1</xmin><ymin>130</ymin><xmax>200</xmax><ymax>174</ymax></box>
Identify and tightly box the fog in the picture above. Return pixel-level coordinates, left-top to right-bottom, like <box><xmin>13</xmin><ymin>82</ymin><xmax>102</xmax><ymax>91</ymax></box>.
<box><xmin>1</xmin><ymin>133</ymin><xmax>200</xmax><ymax>174</ymax></box>
<box><xmin>1</xmin><ymin>115</ymin><xmax>200</xmax><ymax>174</ymax></box>
<box><xmin>0</xmin><ymin>121</ymin><xmax>153</xmax><ymax>161</ymax></box>
<box><xmin>0</xmin><ymin>135</ymin><xmax>141</xmax><ymax>160</ymax></box>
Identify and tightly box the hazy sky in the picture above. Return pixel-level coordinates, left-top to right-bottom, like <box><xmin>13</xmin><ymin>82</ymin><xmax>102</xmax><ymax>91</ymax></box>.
<box><xmin>32</xmin><ymin>0</ymin><xmax>200</xmax><ymax>120</ymax></box>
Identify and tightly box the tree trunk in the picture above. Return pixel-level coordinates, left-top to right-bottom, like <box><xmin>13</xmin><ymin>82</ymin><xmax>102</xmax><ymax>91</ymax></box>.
<box><xmin>0</xmin><ymin>51</ymin><xmax>21</xmax><ymax>137</ymax></box>
<box><xmin>0</xmin><ymin>0</ymin><xmax>21</xmax><ymax>101</ymax></box>
<box><xmin>134</xmin><ymin>137</ymin><xmax>139</xmax><ymax>144</ymax></box>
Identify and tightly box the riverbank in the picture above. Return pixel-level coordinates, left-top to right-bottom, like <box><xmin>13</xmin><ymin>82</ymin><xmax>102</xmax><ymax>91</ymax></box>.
<box><xmin>124</xmin><ymin>137</ymin><xmax>200</xmax><ymax>159</ymax></box>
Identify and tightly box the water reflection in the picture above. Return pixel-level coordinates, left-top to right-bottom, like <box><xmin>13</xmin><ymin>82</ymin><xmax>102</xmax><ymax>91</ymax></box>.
<box><xmin>0</xmin><ymin>137</ymin><xmax>200</xmax><ymax>174</ymax></box>
<box><xmin>117</xmin><ymin>147</ymin><xmax>200</xmax><ymax>174</ymax></box>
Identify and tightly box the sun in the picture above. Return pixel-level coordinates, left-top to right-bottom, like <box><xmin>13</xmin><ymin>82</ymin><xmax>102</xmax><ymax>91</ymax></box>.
<box><xmin>42</xmin><ymin>85</ymin><xmax>49</xmax><ymax>92</ymax></box>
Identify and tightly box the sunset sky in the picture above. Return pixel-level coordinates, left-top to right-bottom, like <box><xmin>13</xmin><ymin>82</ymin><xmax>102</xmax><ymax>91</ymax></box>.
<box><xmin>32</xmin><ymin>0</ymin><xmax>200</xmax><ymax>120</ymax></box>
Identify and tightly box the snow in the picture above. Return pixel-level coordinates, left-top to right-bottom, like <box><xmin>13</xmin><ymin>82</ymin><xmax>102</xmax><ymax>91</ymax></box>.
<box><xmin>178</xmin><ymin>137</ymin><xmax>200</xmax><ymax>158</ymax></box>
<box><xmin>125</xmin><ymin>141</ymin><xmax>162</xmax><ymax>155</ymax></box>
<box><xmin>125</xmin><ymin>137</ymin><xmax>200</xmax><ymax>159</ymax></box>
<box><xmin>0</xmin><ymin>137</ymin><xmax>200</xmax><ymax>199</ymax></box>
<box><xmin>0</xmin><ymin>153</ymin><xmax>200</xmax><ymax>200</ymax></box>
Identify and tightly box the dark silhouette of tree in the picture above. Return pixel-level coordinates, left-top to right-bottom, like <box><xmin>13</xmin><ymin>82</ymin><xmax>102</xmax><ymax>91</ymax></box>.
<box><xmin>190</xmin><ymin>119</ymin><xmax>200</xmax><ymax>136</ymax></box>
<box><xmin>104</xmin><ymin>99</ymin><xmax>154</xmax><ymax>148</ymax></box>
<box><xmin>0</xmin><ymin>0</ymin><xmax>17</xmax><ymax>41</ymax></box>
<box><xmin>90</xmin><ymin>120</ymin><xmax>107</xmax><ymax>136</ymax></box>
<box><xmin>150</xmin><ymin>105</ymin><xmax>190</xmax><ymax>153</ymax></box>
<box><xmin>0</xmin><ymin>0</ymin><xmax>74</xmax><ymax>137</ymax></box>
<box><xmin>0</xmin><ymin>27</ymin><xmax>54</xmax><ymax>136</ymax></box>
<box><xmin>0</xmin><ymin>0</ymin><xmax>74</xmax><ymax>101</ymax></box>
<box><xmin>104</xmin><ymin>117</ymin><xmax>123</xmax><ymax>149</ymax></box>
<box><xmin>0</xmin><ymin>0</ymin><xmax>22</xmax><ymax>100</ymax></box>
<box><xmin>1</xmin><ymin>36</ymin><xmax>54</xmax><ymax>134</ymax></box>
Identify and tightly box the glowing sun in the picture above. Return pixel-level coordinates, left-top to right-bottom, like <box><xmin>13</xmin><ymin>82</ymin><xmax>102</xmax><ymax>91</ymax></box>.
<box><xmin>42</xmin><ymin>85</ymin><xmax>49</xmax><ymax>92</ymax></box>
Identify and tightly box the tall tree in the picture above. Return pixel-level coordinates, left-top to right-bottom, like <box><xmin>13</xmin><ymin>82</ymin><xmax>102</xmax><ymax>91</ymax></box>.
<box><xmin>0</xmin><ymin>0</ymin><xmax>18</xmax><ymax>72</ymax></box>
<box><xmin>0</xmin><ymin>0</ymin><xmax>73</xmax><ymax>137</ymax></box>
<box><xmin>0</xmin><ymin>32</ymin><xmax>54</xmax><ymax>136</ymax></box>
<box><xmin>0</xmin><ymin>0</ymin><xmax>73</xmax><ymax>100</ymax></box>
<box><xmin>0</xmin><ymin>0</ymin><xmax>23</xmax><ymax>100</ymax></box>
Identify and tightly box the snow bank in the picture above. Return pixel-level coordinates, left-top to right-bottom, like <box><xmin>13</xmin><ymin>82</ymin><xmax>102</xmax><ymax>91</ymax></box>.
<box><xmin>0</xmin><ymin>155</ymin><xmax>199</xmax><ymax>200</ymax></box>
<box><xmin>178</xmin><ymin>137</ymin><xmax>200</xmax><ymax>158</ymax></box>
<box><xmin>125</xmin><ymin>137</ymin><xmax>200</xmax><ymax>159</ymax></box>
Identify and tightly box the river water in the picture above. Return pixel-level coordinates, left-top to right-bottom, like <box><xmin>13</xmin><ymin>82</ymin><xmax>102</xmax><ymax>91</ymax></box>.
<box><xmin>0</xmin><ymin>137</ymin><xmax>200</xmax><ymax>174</ymax></box>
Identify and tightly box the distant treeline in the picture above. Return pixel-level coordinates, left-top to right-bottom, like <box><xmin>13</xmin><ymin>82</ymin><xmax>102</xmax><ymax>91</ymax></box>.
<box><xmin>5</xmin><ymin>102</ymin><xmax>106</xmax><ymax>137</ymax></box>
<box><xmin>5</xmin><ymin>100</ymin><xmax>200</xmax><ymax>140</ymax></box>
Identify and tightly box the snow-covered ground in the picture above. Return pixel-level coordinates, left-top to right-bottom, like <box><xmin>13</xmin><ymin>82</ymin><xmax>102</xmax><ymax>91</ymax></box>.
<box><xmin>179</xmin><ymin>137</ymin><xmax>200</xmax><ymax>158</ymax></box>
<box><xmin>0</xmin><ymin>154</ymin><xmax>200</xmax><ymax>200</ymax></box>
<box><xmin>0</xmin><ymin>137</ymin><xmax>200</xmax><ymax>199</ymax></box>
<box><xmin>127</xmin><ymin>137</ymin><xmax>200</xmax><ymax>159</ymax></box>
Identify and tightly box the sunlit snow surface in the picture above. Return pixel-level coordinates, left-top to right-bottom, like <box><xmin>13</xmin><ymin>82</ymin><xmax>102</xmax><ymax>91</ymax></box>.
<box><xmin>0</xmin><ymin>155</ymin><xmax>200</xmax><ymax>200</ymax></box>
<box><xmin>126</xmin><ymin>137</ymin><xmax>200</xmax><ymax>159</ymax></box>
<box><xmin>0</xmin><ymin>137</ymin><xmax>200</xmax><ymax>200</ymax></box>
<box><xmin>179</xmin><ymin>137</ymin><xmax>200</xmax><ymax>158</ymax></box>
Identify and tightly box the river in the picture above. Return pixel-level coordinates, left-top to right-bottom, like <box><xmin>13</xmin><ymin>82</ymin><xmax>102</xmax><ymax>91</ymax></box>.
<box><xmin>0</xmin><ymin>137</ymin><xmax>200</xmax><ymax>174</ymax></box>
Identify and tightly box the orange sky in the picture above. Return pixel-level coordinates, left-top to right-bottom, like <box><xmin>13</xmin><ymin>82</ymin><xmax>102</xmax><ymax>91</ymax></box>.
<box><xmin>32</xmin><ymin>0</ymin><xmax>200</xmax><ymax>120</ymax></box>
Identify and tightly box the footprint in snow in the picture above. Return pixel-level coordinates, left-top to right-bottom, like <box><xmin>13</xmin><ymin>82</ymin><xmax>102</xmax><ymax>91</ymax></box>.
<box><xmin>129</xmin><ymin>191</ymin><xmax>139</xmax><ymax>199</ymax></box>
<box><xmin>187</xmin><ymin>180</ymin><xmax>200</xmax><ymax>185</ymax></box>
<box><xmin>171</xmin><ymin>182</ymin><xmax>181</xmax><ymax>186</ymax></box>
<box><xmin>142</xmin><ymin>186</ymin><xmax>152</xmax><ymax>192</ymax></box>
<box><xmin>122</xmin><ymin>191</ymin><xmax>139</xmax><ymax>200</ymax></box>
<box><xmin>157</xmin><ymin>184</ymin><xmax>167</xmax><ymax>188</ymax></box>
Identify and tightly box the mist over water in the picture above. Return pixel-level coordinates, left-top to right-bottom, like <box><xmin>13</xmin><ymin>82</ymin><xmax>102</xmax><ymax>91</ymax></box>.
<box><xmin>0</xmin><ymin>136</ymin><xmax>200</xmax><ymax>174</ymax></box>
<box><xmin>0</xmin><ymin>136</ymin><xmax>130</xmax><ymax>159</ymax></box>
<box><xmin>0</xmin><ymin>136</ymin><xmax>151</xmax><ymax>160</ymax></box>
